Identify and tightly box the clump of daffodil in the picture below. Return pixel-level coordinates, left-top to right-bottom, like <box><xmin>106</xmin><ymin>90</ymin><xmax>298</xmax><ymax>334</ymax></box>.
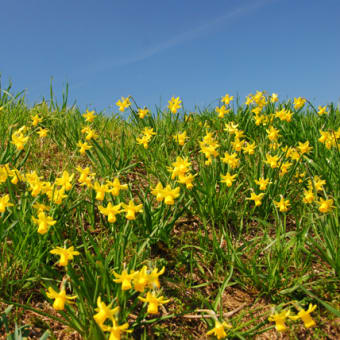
<box><xmin>136</xmin><ymin>126</ymin><xmax>156</xmax><ymax>149</ymax></box>
<box><xmin>76</xmin><ymin>166</ymin><xmax>96</xmax><ymax>188</ymax></box>
<box><xmin>116</xmin><ymin>96</ymin><xmax>131</xmax><ymax>112</ymax></box>
<box><xmin>168</xmin><ymin>96</ymin><xmax>182</xmax><ymax>114</ymax></box>
<box><xmin>221</xmin><ymin>151</ymin><xmax>239</xmax><ymax>169</ymax></box>
<box><xmin>46</xmin><ymin>286</ymin><xmax>77</xmax><ymax>311</ymax></box>
<box><xmin>151</xmin><ymin>182</ymin><xmax>180</xmax><ymax>205</ymax></box>
<box><xmin>199</xmin><ymin>131</ymin><xmax>219</xmax><ymax>165</ymax></box>
<box><xmin>50</xmin><ymin>245</ymin><xmax>80</xmax><ymax>266</ymax></box>
<box><xmin>54</xmin><ymin>170</ymin><xmax>74</xmax><ymax>191</ymax></box>
<box><xmin>81</xmin><ymin>126</ymin><xmax>98</xmax><ymax>141</ymax></box>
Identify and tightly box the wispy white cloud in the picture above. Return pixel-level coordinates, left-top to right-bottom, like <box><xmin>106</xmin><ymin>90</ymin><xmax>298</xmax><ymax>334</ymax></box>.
<box><xmin>73</xmin><ymin>0</ymin><xmax>273</xmax><ymax>84</ymax></box>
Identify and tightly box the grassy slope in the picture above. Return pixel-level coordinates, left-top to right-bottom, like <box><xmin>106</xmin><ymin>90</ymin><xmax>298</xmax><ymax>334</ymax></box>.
<box><xmin>0</xmin><ymin>84</ymin><xmax>339</xmax><ymax>339</ymax></box>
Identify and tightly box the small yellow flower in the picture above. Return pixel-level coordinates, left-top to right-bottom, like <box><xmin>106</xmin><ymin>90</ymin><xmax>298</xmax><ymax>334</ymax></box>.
<box><xmin>77</xmin><ymin>141</ymin><xmax>92</xmax><ymax>155</ymax></box>
<box><xmin>103</xmin><ymin>319</ymin><xmax>132</xmax><ymax>340</ymax></box>
<box><xmin>31</xmin><ymin>114</ymin><xmax>43</xmax><ymax>126</ymax></box>
<box><xmin>138</xmin><ymin>291</ymin><xmax>170</xmax><ymax>315</ymax></box>
<box><xmin>289</xmin><ymin>304</ymin><xmax>317</xmax><ymax>328</ymax></box>
<box><xmin>112</xmin><ymin>269</ymin><xmax>136</xmax><ymax>290</ymax></box>
<box><xmin>220</xmin><ymin>172</ymin><xmax>237</xmax><ymax>187</ymax></box>
<box><xmin>147</xmin><ymin>266</ymin><xmax>165</xmax><ymax>289</ymax></box>
<box><xmin>293</xmin><ymin>97</ymin><xmax>306</xmax><ymax>110</ymax></box>
<box><xmin>247</xmin><ymin>192</ymin><xmax>265</xmax><ymax>206</ymax></box>
<box><xmin>116</xmin><ymin>96</ymin><xmax>131</xmax><ymax>112</ymax></box>
<box><xmin>93</xmin><ymin>296</ymin><xmax>119</xmax><ymax>329</ymax></box>
<box><xmin>206</xmin><ymin>320</ymin><xmax>232</xmax><ymax>339</ymax></box>
<box><xmin>98</xmin><ymin>203</ymin><xmax>122</xmax><ymax>223</ymax></box>
<box><xmin>274</xmin><ymin>196</ymin><xmax>290</xmax><ymax>212</ymax></box>
<box><xmin>121</xmin><ymin>200</ymin><xmax>143</xmax><ymax>220</ymax></box>
<box><xmin>168</xmin><ymin>96</ymin><xmax>182</xmax><ymax>114</ymax></box>
<box><xmin>37</xmin><ymin>127</ymin><xmax>48</xmax><ymax>138</ymax></box>
<box><xmin>221</xmin><ymin>93</ymin><xmax>234</xmax><ymax>105</ymax></box>
<box><xmin>93</xmin><ymin>182</ymin><xmax>108</xmax><ymax>201</ymax></box>
<box><xmin>264</xmin><ymin>153</ymin><xmax>280</xmax><ymax>168</ymax></box>
<box><xmin>132</xmin><ymin>266</ymin><xmax>149</xmax><ymax>293</ymax></box>
<box><xmin>255</xmin><ymin>177</ymin><xmax>271</xmax><ymax>191</ymax></box>
<box><xmin>32</xmin><ymin>212</ymin><xmax>57</xmax><ymax>234</ymax></box>
<box><xmin>271</xmin><ymin>93</ymin><xmax>279</xmax><ymax>103</ymax></box>
<box><xmin>106</xmin><ymin>178</ymin><xmax>128</xmax><ymax>196</ymax></box>
<box><xmin>0</xmin><ymin>194</ymin><xmax>14</xmax><ymax>213</ymax></box>
<box><xmin>302</xmin><ymin>189</ymin><xmax>314</xmax><ymax>204</ymax></box>
<box><xmin>46</xmin><ymin>287</ymin><xmax>77</xmax><ymax>311</ymax></box>
<box><xmin>317</xmin><ymin>197</ymin><xmax>334</xmax><ymax>213</ymax></box>
<box><xmin>215</xmin><ymin>105</ymin><xmax>230</xmax><ymax>118</ymax></box>
<box><xmin>317</xmin><ymin>105</ymin><xmax>328</xmax><ymax>116</ymax></box>
<box><xmin>50</xmin><ymin>246</ymin><xmax>80</xmax><ymax>266</ymax></box>
<box><xmin>11</xmin><ymin>127</ymin><xmax>29</xmax><ymax>151</ymax></box>
<box><xmin>268</xmin><ymin>309</ymin><xmax>290</xmax><ymax>332</ymax></box>
<box><xmin>173</xmin><ymin>131</ymin><xmax>188</xmax><ymax>146</ymax></box>
<box><xmin>138</xmin><ymin>107</ymin><xmax>149</xmax><ymax>119</ymax></box>
<box><xmin>83</xmin><ymin>109</ymin><xmax>96</xmax><ymax>122</ymax></box>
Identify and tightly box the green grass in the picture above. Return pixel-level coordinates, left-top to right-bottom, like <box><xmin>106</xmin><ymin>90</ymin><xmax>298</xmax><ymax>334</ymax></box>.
<box><xmin>0</xmin><ymin>83</ymin><xmax>339</xmax><ymax>339</ymax></box>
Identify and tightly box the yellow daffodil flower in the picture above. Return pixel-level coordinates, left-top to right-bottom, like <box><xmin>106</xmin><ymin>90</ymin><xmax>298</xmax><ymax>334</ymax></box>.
<box><xmin>93</xmin><ymin>296</ymin><xmax>119</xmax><ymax>329</ymax></box>
<box><xmin>268</xmin><ymin>309</ymin><xmax>290</xmax><ymax>332</ymax></box>
<box><xmin>206</xmin><ymin>320</ymin><xmax>232</xmax><ymax>339</ymax></box>
<box><xmin>46</xmin><ymin>287</ymin><xmax>77</xmax><ymax>311</ymax></box>
<box><xmin>0</xmin><ymin>194</ymin><xmax>14</xmax><ymax>213</ymax></box>
<box><xmin>112</xmin><ymin>269</ymin><xmax>136</xmax><ymax>290</ymax></box>
<box><xmin>50</xmin><ymin>246</ymin><xmax>80</xmax><ymax>266</ymax></box>
<box><xmin>32</xmin><ymin>212</ymin><xmax>56</xmax><ymax>234</ymax></box>
<box><xmin>138</xmin><ymin>291</ymin><xmax>170</xmax><ymax>315</ymax></box>
<box><xmin>289</xmin><ymin>304</ymin><xmax>317</xmax><ymax>328</ymax></box>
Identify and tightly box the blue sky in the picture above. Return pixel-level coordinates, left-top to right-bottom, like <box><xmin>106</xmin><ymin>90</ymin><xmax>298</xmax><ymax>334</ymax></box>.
<box><xmin>1</xmin><ymin>0</ymin><xmax>339</xmax><ymax>113</ymax></box>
